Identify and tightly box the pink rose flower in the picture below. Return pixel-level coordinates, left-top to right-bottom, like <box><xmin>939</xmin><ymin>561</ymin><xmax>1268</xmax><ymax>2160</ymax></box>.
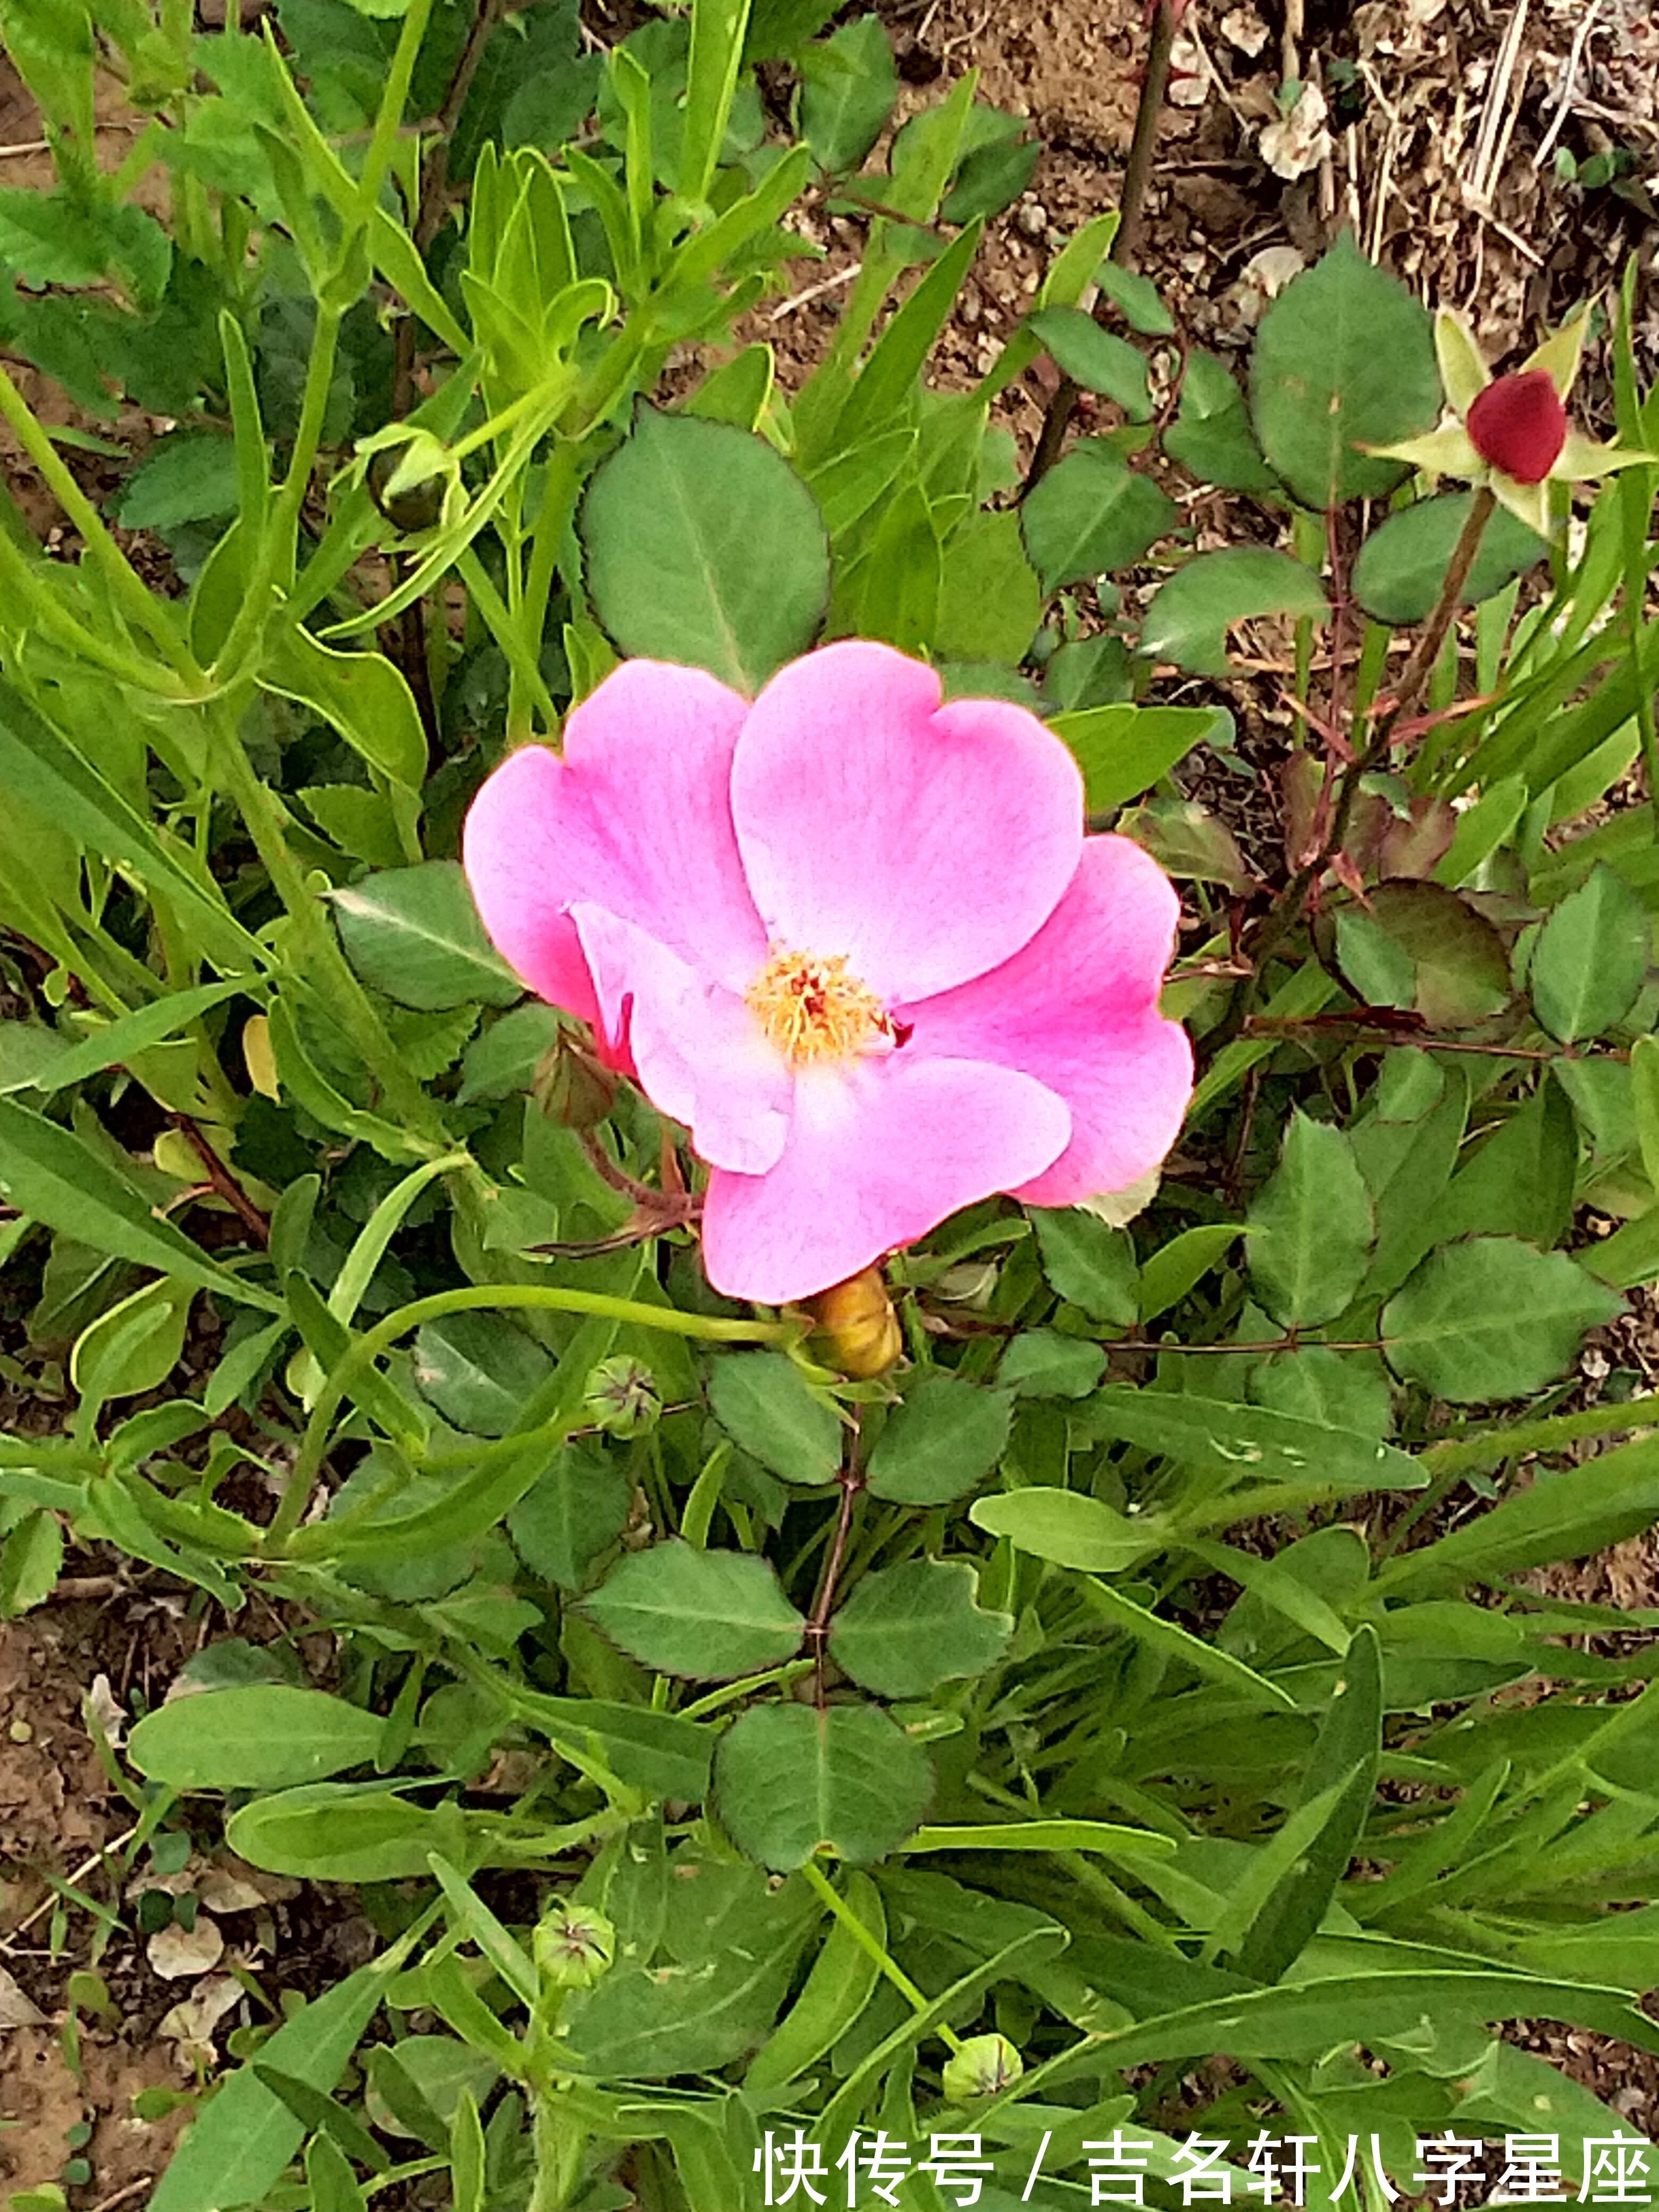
<box><xmin>463</xmin><ymin>641</ymin><xmax>1193</xmax><ymax>1305</ymax></box>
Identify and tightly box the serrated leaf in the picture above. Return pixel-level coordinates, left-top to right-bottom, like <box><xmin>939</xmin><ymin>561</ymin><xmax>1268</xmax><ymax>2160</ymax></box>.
<box><xmin>715</xmin><ymin>1702</ymin><xmax>932</xmax><ymax>1868</ymax></box>
<box><xmin>1382</xmin><ymin>1238</ymin><xmax>1625</xmax><ymax>1404</ymax></box>
<box><xmin>1019</xmin><ymin>439</ymin><xmax>1176</xmax><ymax>594</ymax></box>
<box><xmin>1530</xmin><ymin>864</ymin><xmax>1651</xmax><ymax>1043</ymax></box>
<box><xmin>1140</xmin><ymin>548</ymin><xmax>1328</xmax><ymax>677</ymax></box>
<box><xmin>1367</xmin><ymin>882</ymin><xmax>1512</xmax><ymax>1028</ymax></box>
<box><xmin>1249</xmin><ymin>231</ymin><xmax>1439</xmax><ymax>510</ymax></box>
<box><xmin>412</xmin><ymin>1312</ymin><xmax>555</xmax><ymax>1437</ymax></box>
<box><xmin>866</xmin><ymin>1375</ymin><xmax>1010</xmax><ymax>1505</ymax></box>
<box><xmin>582</xmin><ymin>1541</ymin><xmax>806</xmax><ymax>1679</ymax></box>
<box><xmin>707</xmin><ymin>1352</ymin><xmax>841</xmax><ymax>1484</ymax></box>
<box><xmin>1030</xmin><ymin>1206</ymin><xmax>1138</xmax><ymax>1323</ymax></box>
<box><xmin>582</xmin><ymin>408</ymin><xmax>829</xmax><ymax>692</ymax></box>
<box><xmin>333</xmin><ymin>862</ymin><xmax>523</xmax><ymax>1011</ymax></box>
<box><xmin>1050</xmin><ymin>703</ymin><xmax>1230</xmax><ymax>814</ymax></box>
<box><xmin>828</xmin><ymin>1558</ymin><xmax>1011</xmax><ymax>1697</ymax></box>
<box><xmin>508</xmin><ymin>1440</ymin><xmax>632</xmax><ymax>1590</ymax></box>
<box><xmin>1351</xmin><ymin>493</ymin><xmax>1548</xmax><ymax>624</ymax></box>
<box><xmin>1026</xmin><ymin>308</ymin><xmax>1152</xmax><ymax>416</ymax></box>
<box><xmin>1248</xmin><ymin>1112</ymin><xmax>1375</xmax><ymax>1327</ymax></box>
<box><xmin>1164</xmin><ymin>350</ymin><xmax>1279</xmax><ymax>493</ymax></box>
<box><xmin>115</xmin><ymin>432</ymin><xmax>239</xmax><ymax>532</ymax></box>
<box><xmin>996</xmin><ymin>1329</ymin><xmax>1106</xmax><ymax>1398</ymax></box>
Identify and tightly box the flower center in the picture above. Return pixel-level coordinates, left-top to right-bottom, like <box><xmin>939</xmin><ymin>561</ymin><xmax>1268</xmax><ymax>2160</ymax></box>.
<box><xmin>744</xmin><ymin>947</ymin><xmax>892</xmax><ymax>1066</ymax></box>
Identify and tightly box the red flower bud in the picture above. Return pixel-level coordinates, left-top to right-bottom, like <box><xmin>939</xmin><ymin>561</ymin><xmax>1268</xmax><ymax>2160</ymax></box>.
<box><xmin>1465</xmin><ymin>370</ymin><xmax>1567</xmax><ymax>484</ymax></box>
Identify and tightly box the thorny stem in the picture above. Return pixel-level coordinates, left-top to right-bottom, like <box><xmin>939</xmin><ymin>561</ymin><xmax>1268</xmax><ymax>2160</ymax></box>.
<box><xmin>168</xmin><ymin>1115</ymin><xmax>271</xmax><ymax>1246</ymax></box>
<box><xmin>1213</xmin><ymin>487</ymin><xmax>1497</xmax><ymax>1048</ymax></box>
<box><xmin>806</xmin><ymin>1427</ymin><xmax>864</xmax><ymax>1707</ymax></box>
<box><xmin>1024</xmin><ymin>0</ymin><xmax>1178</xmax><ymax>492</ymax></box>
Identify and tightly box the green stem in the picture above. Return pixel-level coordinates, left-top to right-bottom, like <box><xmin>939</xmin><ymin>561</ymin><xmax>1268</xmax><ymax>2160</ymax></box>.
<box><xmin>357</xmin><ymin>0</ymin><xmax>438</xmax><ymax>220</ymax></box>
<box><xmin>275</xmin><ymin>1283</ymin><xmax>796</xmax><ymax>1544</ymax></box>
<box><xmin>799</xmin><ymin>1858</ymin><xmax>965</xmax><ymax>2054</ymax></box>
<box><xmin>212</xmin><ymin>298</ymin><xmax>345</xmax><ymax>680</ymax></box>
<box><xmin>203</xmin><ymin>698</ymin><xmax>446</xmax><ymax>1144</ymax></box>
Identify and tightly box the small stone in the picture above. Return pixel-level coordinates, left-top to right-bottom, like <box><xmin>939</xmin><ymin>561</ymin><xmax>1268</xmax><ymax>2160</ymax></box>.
<box><xmin>1014</xmin><ymin>198</ymin><xmax>1048</xmax><ymax>238</ymax></box>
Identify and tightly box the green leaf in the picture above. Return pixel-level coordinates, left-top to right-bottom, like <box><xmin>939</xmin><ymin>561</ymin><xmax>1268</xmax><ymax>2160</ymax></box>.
<box><xmin>0</xmin><ymin>1100</ymin><xmax>280</xmax><ymax>1312</ymax></box>
<box><xmin>969</xmin><ymin>1487</ymin><xmax>1158</xmax><ymax>1572</ymax></box>
<box><xmin>332</xmin><ymin>862</ymin><xmax>522</xmax><ymax>1011</ymax></box>
<box><xmin>1247</xmin><ymin>1111</ymin><xmax>1375</xmax><ymax>1328</ymax></box>
<box><xmin>127</xmin><ymin>1687</ymin><xmax>384</xmax><ymax>1790</ymax></box>
<box><xmin>1094</xmin><ymin>263</ymin><xmax>1175</xmax><ymax>338</ymax></box>
<box><xmin>1249</xmin><ymin>1346</ymin><xmax>1393</xmax><ymax>1440</ymax></box>
<box><xmin>582</xmin><ymin>1541</ymin><xmax>806</xmax><ymax>1679</ymax></box>
<box><xmin>1351</xmin><ymin>492</ymin><xmax>1548</xmax><ymax>624</ymax></box>
<box><xmin>1075</xmin><ymin>1386</ymin><xmax>1422</xmax><ymax>1494</ymax></box>
<box><xmin>996</xmin><ymin>1329</ymin><xmax>1105</xmax><ymax>1398</ymax></box>
<box><xmin>1336</xmin><ymin>909</ymin><xmax>1415</xmax><ymax>1007</ymax></box>
<box><xmin>1030</xmin><ymin>1206</ymin><xmax>1137</xmax><ymax>1323</ymax></box>
<box><xmin>797</xmin><ymin>15</ymin><xmax>896</xmax><ymax>173</ymax></box>
<box><xmin>0</xmin><ymin>1509</ymin><xmax>63</xmax><ymax>1619</ymax></box>
<box><xmin>1050</xmin><ymin>703</ymin><xmax>1232</xmax><ymax>813</ymax></box>
<box><xmin>1019</xmin><ymin>439</ymin><xmax>1176</xmax><ymax>594</ymax></box>
<box><xmin>1382</xmin><ymin>1238</ymin><xmax>1626</xmax><ymax>1404</ymax></box>
<box><xmin>1248</xmin><ymin>231</ymin><xmax>1439</xmax><ymax>510</ymax></box>
<box><xmin>1141</xmin><ymin>548</ymin><xmax>1328</xmax><ymax>677</ymax></box>
<box><xmin>745</xmin><ymin>1869</ymin><xmax>886</xmax><ymax>2094</ymax></box>
<box><xmin>562</xmin><ymin>1844</ymin><xmax>817</xmax><ymax>2075</ymax></box>
<box><xmin>0</xmin><ymin>981</ymin><xmax>248</xmax><ymax>1099</ymax></box>
<box><xmin>1529</xmin><ymin>864</ymin><xmax>1651</xmax><ymax>1043</ymax></box>
<box><xmin>707</xmin><ymin>1351</ymin><xmax>841</xmax><ymax>1484</ymax></box>
<box><xmin>865</xmin><ymin>1375</ymin><xmax>1010</xmax><ymax>1505</ymax></box>
<box><xmin>1137</xmin><ymin>1224</ymin><xmax>1243</xmax><ymax>1322</ymax></box>
<box><xmin>1026</xmin><ymin>307</ymin><xmax>1152</xmax><ymax>416</ymax></box>
<box><xmin>115</xmin><ymin>431</ymin><xmax>239</xmax><ymax>531</ymax></box>
<box><xmin>263</xmin><ymin>627</ymin><xmax>429</xmax><ymax>798</ymax></box>
<box><xmin>940</xmin><ymin>135</ymin><xmax>1039</xmax><ymax>225</ymax></box>
<box><xmin>71</xmin><ymin>1276</ymin><xmax>193</xmax><ymax>1404</ymax></box>
<box><xmin>1082</xmin><ymin>1578</ymin><xmax>1296</xmax><ymax>1709</ymax></box>
<box><xmin>582</xmin><ymin>408</ymin><xmax>828</xmax><ymax>692</ymax></box>
<box><xmin>1235</xmin><ymin>1627</ymin><xmax>1381</xmax><ymax>1980</ymax></box>
<box><xmin>934</xmin><ymin>510</ymin><xmax>1042</xmax><ymax>666</ymax></box>
<box><xmin>412</xmin><ymin>1312</ymin><xmax>555</xmax><ymax>1437</ymax></box>
<box><xmin>508</xmin><ymin>1440</ymin><xmax>632</xmax><ymax>1590</ymax></box>
<box><xmin>1438</xmin><ymin>1077</ymin><xmax>1576</xmax><ymax>1248</ymax></box>
<box><xmin>227</xmin><ymin>1784</ymin><xmax>470</xmax><ymax>1882</ymax></box>
<box><xmin>1164</xmin><ymin>350</ymin><xmax>1279</xmax><ymax>493</ymax></box>
<box><xmin>715</xmin><ymin>1702</ymin><xmax>932</xmax><ymax>1868</ymax></box>
<box><xmin>150</xmin><ymin>1954</ymin><xmax>401</xmax><ymax>2212</ymax></box>
<box><xmin>1383</xmin><ymin>1431</ymin><xmax>1659</xmax><ymax>1590</ymax></box>
<box><xmin>828</xmin><ymin>1557</ymin><xmax>1011</xmax><ymax>1697</ymax></box>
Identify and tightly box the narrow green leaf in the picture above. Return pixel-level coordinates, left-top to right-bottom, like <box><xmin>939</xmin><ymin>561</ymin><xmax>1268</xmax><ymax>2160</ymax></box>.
<box><xmin>127</xmin><ymin>1687</ymin><xmax>384</xmax><ymax>1790</ymax></box>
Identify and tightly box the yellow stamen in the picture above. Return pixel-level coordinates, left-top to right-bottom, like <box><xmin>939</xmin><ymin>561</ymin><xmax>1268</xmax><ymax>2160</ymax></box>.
<box><xmin>744</xmin><ymin>947</ymin><xmax>890</xmax><ymax>1066</ymax></box>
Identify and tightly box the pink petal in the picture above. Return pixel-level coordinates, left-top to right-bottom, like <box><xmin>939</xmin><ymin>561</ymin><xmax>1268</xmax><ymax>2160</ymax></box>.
<box><xmin>462</xmin><ymin>662</ymin><xmax>769</xmax><ymax>1027</ymax></box>
<box><xmin>700</xmin><ymin>1055</ymin><xmax>1070</xmax><ymax>1305</ymax></box>
<box><xmin>730</xmin><ymin>641</ymin><xmax>1083</xmax><ymax>1003</ymax></box>
<box><xmin>572</xmin><ymin>904</ymin><xmax>791</xmax><ymax>1177</ymax></box>
<box><xmin>902</xmin><ymin>836</ymin><xmax>1193</xmax><ymax>1205</ymax></box>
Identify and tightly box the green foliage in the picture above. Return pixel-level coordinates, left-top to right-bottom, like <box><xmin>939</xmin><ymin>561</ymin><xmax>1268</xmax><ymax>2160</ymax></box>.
<box><xmin>0</xmin><ymin>15</ymin><xmax>1656</xmax><ymax>2209</ymax></box>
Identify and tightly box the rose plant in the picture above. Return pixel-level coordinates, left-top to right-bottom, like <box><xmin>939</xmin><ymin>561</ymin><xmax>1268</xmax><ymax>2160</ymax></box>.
<box><xmin>0</xmin><ymin>3</ymin><xmax>1656</xmax><ymax>2210</ymax></box>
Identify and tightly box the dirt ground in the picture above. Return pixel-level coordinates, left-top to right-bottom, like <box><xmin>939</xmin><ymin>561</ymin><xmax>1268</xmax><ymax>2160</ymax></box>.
<box><xmin>4</xmin><ymin>0</ymin><xmax>1659</xmax><ymax>2193</ymax></box>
